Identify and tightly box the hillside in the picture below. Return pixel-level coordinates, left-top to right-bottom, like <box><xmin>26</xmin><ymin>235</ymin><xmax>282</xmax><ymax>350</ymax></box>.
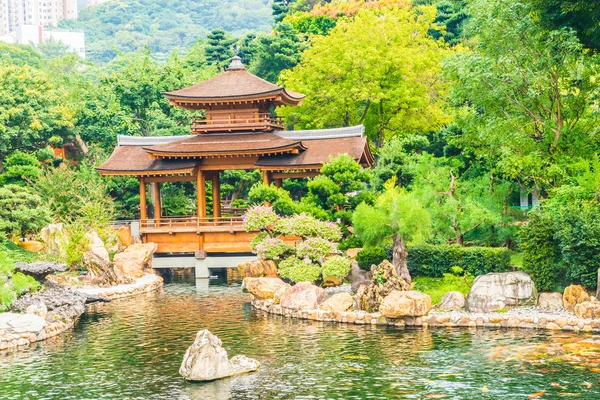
<box><xmin>60</xmin><ymin>0</ymin><xmax>274</xmax><ymax>63</ymax></box>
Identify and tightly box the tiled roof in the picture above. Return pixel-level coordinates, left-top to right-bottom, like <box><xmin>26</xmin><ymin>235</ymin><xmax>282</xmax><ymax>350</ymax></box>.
<box><xmin>96</xmin><ymin>145</ymin><xmax>199</xmax><ymax>176</ymax></box>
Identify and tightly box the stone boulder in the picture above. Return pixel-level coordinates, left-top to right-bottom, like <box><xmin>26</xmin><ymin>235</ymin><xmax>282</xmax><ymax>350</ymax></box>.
<box><xmin>114</xmin><ymin>243</ymin><xmax>158</xmax><ymax>279</ymax></box>
<box><xmin>280</xmin><ymin>282</ymin><xmax>328</xmax><ymax>310</ymax></box>
<box><xmin>563</xmin><ymin>285</ymin><xmax>590</xmax><ymax>312</ymax></box>
<box><xmin>355</xmin><ymin>260</ymin><xmax>410</xmax><ymax>313</ymax></box>
<box><xmin>348</xmin><ymin>261</ymin><xmax>372</xmax><ymax>293</ymax></box>
<box><xmin>14</xmin><ymin>261</ymin><xmax>67</xmax><ymax>282</ymax></box>
<box><xmin>243</xmin><ymin>277</ymin><xmax>290</xmax><ymax>302</ymax></box>
<box><xmin>39</xmin><ymin>223</ymin><xmax>69</xmax><ymax>257</ymax></box>
<box><xmin>117</xmin><ymin>226</ymin><xmax>132</xmax><ymax>247</ymax></box>
<box><xmin>436</xmin><ymin>291</ymin><xmax>465</xmax><ymax>311</ymax></box>
<box><xmin>380</xmin><ymin>290</ymin><xmax>432</xmax><ymax>318</ymax></box>
<box><xmin>538</xmin><ymin>292</ymin><xmax>564</xmax><ymax>310</ymax></box>
<box><xmin>179</xmin><ymin>329</ymin><xmax>260</xmax><ymax>381</ymax></box>
<box><xmin>237</xmin><ymin>259</ymin><xmax>279</xmax><ymax>278</ymax></box>
<box><xmin>574</xmin><ymin>301</ymin><xmax>600</xmax><ymax>319</ymax></box>
<box><xmin>345</xmin><ymin>248</ymin><xmax>362</xmax><ymax>259</ymax></box>
<box><xmin>319</xmin><ymin>293</ymin><xmax>354</xmax><ymax>312</ymax></box>
<box><xmin>0</xmin><ymin>313</ymin><xmax>46</xmax><ymax>334</ymax></box>
<box><xmin>11</xmin><ymin>283</ymin><xmax>86</xmax><ymax>323</ymax></box>
<box><xmin>466</xmin><ymin>272</ymin><xmax>536</xmax><ymax>313</ymax></box>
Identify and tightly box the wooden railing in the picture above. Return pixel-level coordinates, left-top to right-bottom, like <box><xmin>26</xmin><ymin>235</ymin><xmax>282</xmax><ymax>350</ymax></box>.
<box><xmin>140</xmin><ymin>216</ymin><xmax>244</xmax><ymax>230</ymax></box>
<box><xmin>191</xmin><ymin>113</ymin><xmax>284</xmax><ymax>132</ymax></box>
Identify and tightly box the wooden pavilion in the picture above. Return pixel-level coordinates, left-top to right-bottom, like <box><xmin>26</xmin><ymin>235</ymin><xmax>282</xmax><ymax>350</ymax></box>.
<box><xmin>97</xmin><ymin>56</ymin><xmax>374</xmax><ymax>254</ymax></box>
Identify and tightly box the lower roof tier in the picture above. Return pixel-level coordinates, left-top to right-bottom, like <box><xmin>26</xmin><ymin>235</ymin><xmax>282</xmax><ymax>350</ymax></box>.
<box><xmin>96</xmin><ymin>126</ymin><xmax>374</xmax><ymax>177</ymax></box>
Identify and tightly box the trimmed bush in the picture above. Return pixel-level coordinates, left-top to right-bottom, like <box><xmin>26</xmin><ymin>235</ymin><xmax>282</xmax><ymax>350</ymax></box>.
<box><xmin>407</xmin><ymin>245</ymin><xmax>511</xmax><ymax>277</ymax></box>
<box><xmin>322</xmin><ymin>256</ymin><xmax>352</xmax><ymax>279</ymax></box>
<box><xmin>355</xmin><ymin>246</ymin><xmax>387</xmax><ymax>271</ymax></box>
<box><xmin>356</xmin><ymin>244</ymin><xmax>511</xmax><ymax>276</ymax></box>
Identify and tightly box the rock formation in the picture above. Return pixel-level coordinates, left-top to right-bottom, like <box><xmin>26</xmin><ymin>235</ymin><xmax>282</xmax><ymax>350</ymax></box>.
<box><xmin>81</xmin><ymin>231</ymin><xmax>131</xmax><ymax>286</ymax></box>
<box><xmin>319</xmin><ymin>293</ymin><xmax>354</xmax><ymax>312</ymax></box>
<box><xmin>348</xmin><ymin>261</ymin><xmax>372</xmax><ymax>293</ymax></box>
<box><xmin>14</xmin><ymin>261</ymin><xmax>67</xmax><ymax>282</ymax></box>
<box><xmin>280</xmin><ymin>282</ymin><xmax>328</xmax><ymax>310</ymax></box>
<box><xmin>179</xmin><ymin>330</ymin><xmax>260</xmax><ymax>381</ymax></box>
<box><xmin>379</xmin><ymin>290</ymin><xmax>432</xmax><ymax>318</ymax></box>
<box><xmin>237</xmin><ymin>259</ymin><xmax>279</xmax><ymax>278</ymax></box>
<box><xmin>563</xmin><ymin>285</ymin><xmax>590</xmax><ymax>312</ymax></box>
<box><xmin>113</xmin><ymin>243</ymin><xmax>158</xmax><ymax>279</ymax></box>
<box><xmin>243</xmin><ymin>277</ymin><xmax>290</xmax><ymax>303</ymax></box>
<box><xmin>538</xmin><ymin>292</ymin><xmax>564</xmax><ymax>310</ymax></box>
<box><xmin>39</xmin><ymin>223</ymin><xmax>69</xmax><ymax>257</ymax></box>
<box><xmin>436</xmin><ymin>291</ymin><xmax>465</xmax><ymax>311</ymax></box>
<box><xmin>466</xmin><ymin>272</ymin><xmax>536</xmax><ymax>313</ymax></box>
<box><xmin>11</xmin><ymin>282</ymin><xmax>86</xmax><ymax>323</ymax></box>
<box><xmin>355</xmin><ymin>260</ymin><xmax>410</xmax><ymax>313</ymax></box>
<box><xmin>574</xmin><ymin>301</ymin><xmax>600</xmax><ymax>319</ymax></box>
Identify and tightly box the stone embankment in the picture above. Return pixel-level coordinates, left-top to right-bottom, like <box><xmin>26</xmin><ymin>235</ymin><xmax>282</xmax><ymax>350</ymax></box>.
<box><xmin>250</xmin><ymin>297</ymin><xmax>600</xmax><ymax>333</ymax></box>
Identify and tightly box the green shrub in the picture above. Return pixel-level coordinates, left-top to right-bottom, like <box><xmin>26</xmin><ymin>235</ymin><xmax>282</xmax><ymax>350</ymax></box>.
<box><xmin>321</xmin><ymin>256</ymin><xmax>352</xmax><ymax>279</ymax></box>
<box><xmin>338</xmin><ymin>235</ymin><xmax>362</xmax><ymax>251</ymax></box>
<box><xmin>248</xmin><ymin>184</ymin><xmax>298</xmax><ymax>216</ymax></box>
<box><xmin>355</xmin><ymin>247</ymin><xmax>387</xmax><ymax>271</ymax></box>
<box><xmin>278</xmin><ymin>257</ymin><xmax>322</xmax><ymax>283</ymax></box>
<box><xmin>520</xmin><ymin>210</ymin><xmax>564</xmax><ymax>291</ymax></box>
<box><xmin>0</xmin><ymin>184</ymin><xmax>52</xmax><ymax>238</ymax></box>
<box><xmin>10</xmin><ymin>272</ymin><xmax>40</xmax><ymax>296</ymax></box>
<box><xmin>407</xmin><ymin>245</ymin><xmax>511</xmax><ymax>277</ymax></box>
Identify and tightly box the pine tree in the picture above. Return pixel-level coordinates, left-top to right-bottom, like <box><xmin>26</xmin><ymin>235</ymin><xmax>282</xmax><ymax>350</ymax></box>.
<box><xmin>205</xmin><ymin>29</ymin><xmax>235</xmax><ymax>70</ymax></box>
<box><xmin>272</xmin><ymin>0</ymin><xmax>295</xmax><ymax>23</ymax></box>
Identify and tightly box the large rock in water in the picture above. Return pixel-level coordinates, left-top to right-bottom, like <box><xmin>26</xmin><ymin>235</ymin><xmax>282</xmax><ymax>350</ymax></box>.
<box><xmin>114</xmin><ymin>243</ymin><xmax>158</xmax><ymax>279</ymax></box>
<box><xmin>81</xmin><ymin>232</ymin><xmax>130</xmax><ymax>287</ymax></box>
<box><xmin>243</xmin><ymin>277</ymin><xmax>290</xmax><ymax>302</ymax></box>
<box><xmin>574</xmin><ymin>301</ymin><xmax>600</xmax><ymax>319</ymax></box>
<box><xmin>319</xmin><ymin>292</ymin><xmax>354</xmax><ymax>312</ymax></box>
<box><xmin>179</xmin><ymin>330</ymin><xmax>260</xmax><ymax>381</ymax></box>
<box><xmin>538</xmin><ymin>292</ymin><xmax>564</xmax><ymax>310</ymax></box>
<box><xmin>563</xmin><ymin>284</ymin><xmax>590</xmax><ymax>312</ymax></box>
<box><xmin>237</xmin><ymin>259</ymin><xmax>279</xmax><ymax>278</ymax></box>
<box><xmin>466</xmin><ymin>272</ymin><xmax>536</xmax><ymax>313</ymax></box>
<box><xmin>380</xmin><ymin>290</ymin><xmax>432</xmax><ymax>318</ymax></box>
<box><xmin>280</xmin><ymin>282</ymin><xmax>328</xmax><ymax>310</ymax></box>
<box><xmin>14</xmin><ymin>261</ymin><xmax>67</xmax><ymax>282</ymax></box>
<box><xmin>436</xmin><ymin>291</ymin><xmax>465</xmax><ymax>311</ymax></box>
<box><xmin>355</xmin><ymin>260</ymin><xmax>410</xmax><ymax>313</ymax></box>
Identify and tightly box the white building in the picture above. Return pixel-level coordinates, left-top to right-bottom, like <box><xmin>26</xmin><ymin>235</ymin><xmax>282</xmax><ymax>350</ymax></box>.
<box><xmin>0</xmin><ymin>0</ymin><xmax>78</xmax><ymax>36</ymax></box>
<box><xmin>7</xmin><ymin>24</ymin><xmax>84</xmax><ymax>58</ymax></box>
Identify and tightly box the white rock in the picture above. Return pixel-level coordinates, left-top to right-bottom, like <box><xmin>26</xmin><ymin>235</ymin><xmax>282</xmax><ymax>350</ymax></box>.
<box><xmin>466</xmin><ymin>272</ymin><xmax>536</xmax><ymax>313</ymax></box>
<box><xmin>179</xmin><ymin>330</ymin><xmax>260</xmax><ymax>381</ymax></box>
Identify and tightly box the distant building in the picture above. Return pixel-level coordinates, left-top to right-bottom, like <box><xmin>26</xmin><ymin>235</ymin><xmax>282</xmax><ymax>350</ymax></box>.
<box><xmin>0</xmin><ymin>24</ymin><xmax>85</xmax><ymax>58</ymax></box>
<box><xmin>0</xmin><ymin>0</ymin><xmax>78</xmax><ymax>36</ymax></box>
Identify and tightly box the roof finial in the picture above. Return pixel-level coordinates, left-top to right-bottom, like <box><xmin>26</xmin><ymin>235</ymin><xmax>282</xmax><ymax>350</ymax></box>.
<box><xmin>227</xmin><ymin>55</ymin><xmax>245</xmax><ymax>71</ymax></box>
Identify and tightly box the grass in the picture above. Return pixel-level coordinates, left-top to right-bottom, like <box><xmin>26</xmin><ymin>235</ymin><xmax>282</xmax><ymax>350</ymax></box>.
<box><xmin>0</xmin><ymin>239</ymin><xmax>43</xmax><ymax>311</ymax></box>
<box><xmin>413</xmin><ymin>275</ymin><xmax>473</xmax><ymax>305</ymax></box>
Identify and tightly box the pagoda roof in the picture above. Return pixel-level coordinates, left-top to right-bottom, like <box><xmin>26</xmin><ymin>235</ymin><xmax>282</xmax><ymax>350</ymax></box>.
<box><xmin>142</xmin><ymin>132</ymin><xmax>306</xmax><ymax>158</ymax></box>
<box><xmin>96</xmin><ymin>125</ymin><xmax>372</xmax><ymax>176</ymax></box>
<box><xmin>164</xmin><ymin>57</ymin><xmax>304</xmax><ymax>105</ymax></box>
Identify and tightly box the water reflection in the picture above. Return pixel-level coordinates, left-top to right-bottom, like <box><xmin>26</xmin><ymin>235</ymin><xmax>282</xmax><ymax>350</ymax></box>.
<box><xmin>0</xmin><ymin>279</ymin><xmax>599</xmax><ymax>399</ymax></box>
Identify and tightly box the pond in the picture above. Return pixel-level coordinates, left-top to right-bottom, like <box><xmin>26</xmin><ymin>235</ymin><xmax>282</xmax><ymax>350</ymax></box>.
<box><xmin>1</xmin><ymin>277</ymin><xmax>600</xmax><ymax>399</ymax></box>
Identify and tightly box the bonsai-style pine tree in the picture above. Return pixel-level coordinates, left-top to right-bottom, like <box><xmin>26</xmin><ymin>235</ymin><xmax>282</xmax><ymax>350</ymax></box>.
<box><xmin>352</xmin><ymin>181</ymin><xmax>431</xmax><ymax>282</ymax></box>
<box><xmin>205</xmin><ymin>29</ymin><xmax>235</xmax><ymax>70</ymax></box>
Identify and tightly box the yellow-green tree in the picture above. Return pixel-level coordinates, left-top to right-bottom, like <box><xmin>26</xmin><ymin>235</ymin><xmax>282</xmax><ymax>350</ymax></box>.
<box><xmin>279</xmin><ymin>5</ymin><xmax>451</xmax><ymax>145</ymax></box>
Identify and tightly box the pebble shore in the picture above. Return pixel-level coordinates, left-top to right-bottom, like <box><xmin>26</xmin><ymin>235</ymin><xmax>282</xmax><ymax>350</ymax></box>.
<box><xmin>251</xmin><ymin>298</ymin><xmax>600</xmax><ymax>333</ymax></box>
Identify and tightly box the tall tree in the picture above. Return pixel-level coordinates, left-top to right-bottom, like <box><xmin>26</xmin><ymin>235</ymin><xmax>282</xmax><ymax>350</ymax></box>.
<box><xmin>205</xmin><ymin>28</ymin><xmax>236</xmax><ymax>70</ymax></box>
<box><xmin>279</xmin><ymin>6</ymin><xmax>450</xmax><ymax>145</ymax></box>
<box><xmin>444</xmin><ymin>0</ymin><xmax>600</xmax><ymax>193</ymax></box>
<box><xmin>0</xmin><ymin>65</ymin><xmax>75</xmax><ymax>168</ymax></box>
<box><xmin>250</xmin><ymin>23</ymin><xmax>307</xmax><ymax>83</ymax></box>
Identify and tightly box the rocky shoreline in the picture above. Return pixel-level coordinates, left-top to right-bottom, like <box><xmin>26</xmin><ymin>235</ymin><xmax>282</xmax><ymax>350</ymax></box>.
<box><xmin>250</xmin><ymin>297</ymin><xmax>600</xmax><ymax>333</ymax></box>
<box><xmin>0</xmin><ymin>273</ymin><xmax>163</xmax><ymax>352</ymax></box>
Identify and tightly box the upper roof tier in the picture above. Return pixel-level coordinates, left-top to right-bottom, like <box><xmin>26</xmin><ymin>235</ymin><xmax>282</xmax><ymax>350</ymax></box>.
<box><xmin>164</xmin><ymin>56</ymin><xmax>305</xmax><ymax>108</ymax></box>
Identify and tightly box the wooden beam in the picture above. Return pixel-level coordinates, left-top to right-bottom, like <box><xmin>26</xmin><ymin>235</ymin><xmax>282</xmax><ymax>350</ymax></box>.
<box><xmin>262</xmin><ymin>170</ymin><xmax>270</xmax><ymax>186</ymax></box>
<box><xmin>270</xmin><ymin>171</ymin><xmax>320</xmax><ymax>179</ymax></box>
<box><xmin>212</xmin><ymin>173</ymin><xmax>221</xmax><ymax>218</ymax></box>
<box><xmin>139</xmin><ymin>177</ymin><xmax>147</xmax><ymax>221</ymax></box>
<box><xmin>145</xmin><ymin>175</ymin><xmax>196</xmax><ymax>183</ymax></box>
<box><xmin>274</xmin><ymin>178</ymin><xmax>282</xmax><ymax>188</ymax></box>
<box><xmin>197</xmin><ymin>171</ymin><xmax>206</xmax><ymax>218</ymax></box>
<box><xmin>153</xmin><ymin>182</ymin><xmax>161</xmax><ymax>227</ymax></box>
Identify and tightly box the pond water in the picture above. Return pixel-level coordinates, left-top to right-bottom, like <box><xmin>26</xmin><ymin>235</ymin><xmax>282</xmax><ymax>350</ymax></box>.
<box><xmin>1</xmin><ymin>277</ymin><xmax>600</xmax><ymax>399</ymax></box>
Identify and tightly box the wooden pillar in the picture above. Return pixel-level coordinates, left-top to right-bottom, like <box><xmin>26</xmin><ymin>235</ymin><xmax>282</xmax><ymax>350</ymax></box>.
<box><xmin>262</xmin><ymin>170</ymin><xmax>270</xmax><ymax>186</ymax></box>
<box><xmin>196</xmin><ymin>171</ymin><xmax>206</xmax><ymax>219</ymax></box>
<box><xmin>139</xmin><ymin>177</ymin><xmax>147</xmax><ymax>221</ymax></box>
<box><xmin>274</xmin><ymin>178</ymin><xmax>282</xmax><ymax>188</ymax></box>
<box><xmin>153</xmin><ymin>182</ymin><xmax>161</xmax><ymax>227</ymax></box>
<box><xmin>212</xmin><ymin>172</ymin><xmax>221</xmax><ymax>219</ymax></box>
